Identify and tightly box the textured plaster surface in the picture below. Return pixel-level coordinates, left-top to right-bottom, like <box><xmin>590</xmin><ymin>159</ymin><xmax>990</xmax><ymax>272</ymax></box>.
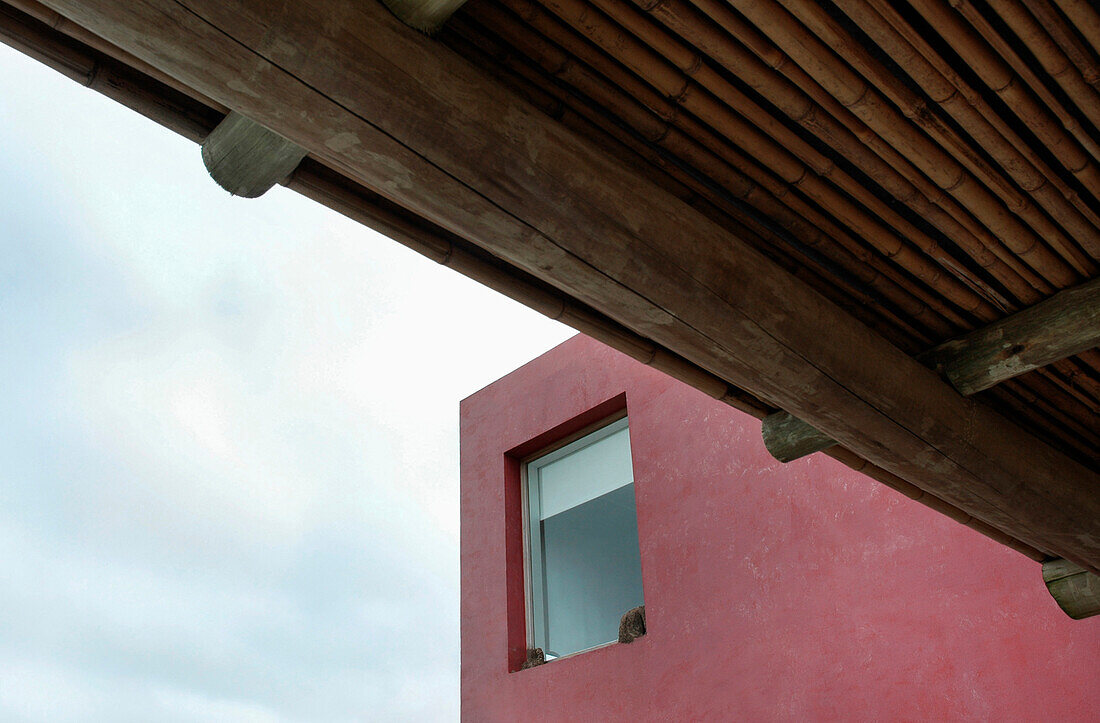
<box><xmin>460</xmin><ymin>335</ymin><xmax>1100</xmax><ymax>721</ymax></box>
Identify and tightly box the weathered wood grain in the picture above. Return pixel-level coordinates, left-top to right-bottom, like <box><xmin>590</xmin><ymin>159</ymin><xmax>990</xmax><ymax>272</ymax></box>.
<box><xmin>201</xmin><ymin>112</ymin><xmax>308</xmax><ymax>197</ymax></box>
<box><xmin>1042</xmin><ymin>558</ymin><xmax>1100</xmax><ymax>619</ymax></box>
<box><xmin>381</xmin><ymin>0</ymin><xmax>468</xmax><ymax>33</ymax></box>
<box><xmin>34</xmin><ymin>0</ymin><xmax>1100</xmax><ymax>572</ymax></box>
<box><xmin>767</xmin><ymin>277</ymin><xmax>1100</xmax><ymax>461</ymax></box>
<box><xmin>919</xmin><ymin>278</ymin><xmax>1100</xmax><ymax>395</ymax></box>
<box><xmin>0</xmin><ymin>1</ymin><xmax>221</xmax><ymax>142</ymax></box>
<box><xmin>761</xmin><ymin>411</ymin><xmax>836</xmax><ymax>462</ymax></box>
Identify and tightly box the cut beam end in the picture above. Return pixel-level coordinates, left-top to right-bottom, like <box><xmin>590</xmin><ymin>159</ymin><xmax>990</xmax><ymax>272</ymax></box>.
<box><xmin>201</xmin><ymin>112</ymin><xmax>308</xmax><ymax>198</ymax></box>
<box><xmin>761</xmin><ymin>411</ymin><xmax>837</xmax><ymax>462</ymax></box>
<box><xmin>1043</xmin><ymin>558</ymin><xmax>1100</xmax><ymax>620</ymax></box>
<box><xmin>380</xmin><ymin>0</ymin><xmax>469</xmax><ymax>33</ymax></box>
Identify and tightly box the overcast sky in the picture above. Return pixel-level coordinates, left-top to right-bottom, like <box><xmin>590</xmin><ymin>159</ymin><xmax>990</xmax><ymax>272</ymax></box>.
<box><xmin>0</xmin><ymin>43</ymin><xmax>572</xmax><ymax>720</ymax></box>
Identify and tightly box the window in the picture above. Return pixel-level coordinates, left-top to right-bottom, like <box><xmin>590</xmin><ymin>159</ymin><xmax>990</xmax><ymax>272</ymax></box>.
<box><xmin>524</xmin><ymin>416</ymin><xmax>644</xmax><ymax>659</ymax></box>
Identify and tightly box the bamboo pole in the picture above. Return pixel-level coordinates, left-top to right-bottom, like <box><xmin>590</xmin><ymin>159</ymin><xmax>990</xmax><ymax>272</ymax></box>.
<box><xmin>786</xmin><ymin>0</ymin><xmax>1100</xmax><ymax>271</ymax></box>
<box><xmin>1034</xmin><ymin>366</ymin><xmax>1100</xmax><ymax>421</ymax></box>
<box><xmin>982</xmin><ymin>383</ymin><xmax>1098</xmax><ymax>469</ymax></box>
<box><xmin>1050</xmin><ymin>0</ymin><xmax>1100</xmax><ymax>59</ymax></box>
<box><xmin>573</xmin><ymin>0</ymin><xmax>1010</xmax><ymax>314</ymax></box>
<box><xmin>854</xmin><ymin>0</ymin><xmax>1100</xmax><ymax>226</ymax></box>
<box><xmin>1028</xmin><ymin>0</ymin><xmax>1100</xmax><ymax>91</ymax></box>
<box><xmin>1051</xmin><ymin>356</ymin><xmax>1100</xmax><ymax>409</ymax></box>
<box><xmin>934</xmin><ymin>0</ymin><xmax>1100</xmax><ymax>186</ymax></box>
<box><xmin>909</xmin><ymin>0</ymin><xmax>1100</xmax><ymax>193</ymax></box>
<box><xmin>714</xmin><ymin>0</ymin><xmax>1087</xmax><ymax>286</ymax></box>
<box><xmin>628</xmin><ymin>0</ymin><xmax>1045</xmax><ymax>308</ymax></box>
<box><xmin>683</xmin><ymin>0</ymin><xmax>1056</xmax><ymax>298</ymax></box>
<box><xmin>508</xmin><ymin>0</ymin><xmax>1002</xmax><ymax>319</ymax></box>
<box><xmin>983</xmin><ymin>0</ymin><xmax>1100</xmax><ymax>162</ymax></box>
<box><xmin>457</xmin><ymin>5</ymin><xmax>966</xmax><ymax>338</ymax></box>
<box><xmin>1008</xmin><ymin>373</ymin><xmax>1100</xmax><ymax>456</ymax></box>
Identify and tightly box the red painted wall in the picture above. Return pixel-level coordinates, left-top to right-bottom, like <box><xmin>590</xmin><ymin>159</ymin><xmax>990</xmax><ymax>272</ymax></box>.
<box><xmin>460</xmin><ymin>335</ymin><xmax>1100</xmax><ymax>721</ymax></box>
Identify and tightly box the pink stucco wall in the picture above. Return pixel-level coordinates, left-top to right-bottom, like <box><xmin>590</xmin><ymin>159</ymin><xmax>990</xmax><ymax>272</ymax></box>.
<box><xmin>460</xmin><ymin>335</ymin><xmax>1099</xmax><ymax>721</ymax></box>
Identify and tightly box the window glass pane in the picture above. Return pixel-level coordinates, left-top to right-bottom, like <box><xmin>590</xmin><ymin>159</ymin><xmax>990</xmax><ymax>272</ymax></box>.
<box><xmin>541</xmin><ymin>483</ymin><xmax>643</xmax><ymax>657</ymax></box>
<box><xmin>537</xmin><ymin>424</ymin><xmax>633</xmax><ymax>519</ymax></box>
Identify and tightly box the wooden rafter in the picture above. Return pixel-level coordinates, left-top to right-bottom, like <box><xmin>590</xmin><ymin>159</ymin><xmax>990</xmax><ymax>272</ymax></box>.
<box><xmin>763</xmin><ymin>277</ymin><xmax>1100</xmax><ymax>462</ymax></box>
<box><xmin>921</xmin><ymin>278</ymin><xmax>1100</xmax><ymax>395</ymax></box>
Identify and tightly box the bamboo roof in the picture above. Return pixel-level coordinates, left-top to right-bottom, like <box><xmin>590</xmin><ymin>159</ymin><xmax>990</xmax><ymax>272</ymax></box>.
<box><xmin>440</xmin><ymin>0</ymin><xmax>1099</xmax><ymax>469</ymax></box>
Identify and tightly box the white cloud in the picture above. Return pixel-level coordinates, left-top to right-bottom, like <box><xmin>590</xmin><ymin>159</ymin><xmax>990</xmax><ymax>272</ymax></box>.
<box><xmin>0</xmin><ymin>41</ymin><xmax>572</xmax><ymax>720</ymax></box>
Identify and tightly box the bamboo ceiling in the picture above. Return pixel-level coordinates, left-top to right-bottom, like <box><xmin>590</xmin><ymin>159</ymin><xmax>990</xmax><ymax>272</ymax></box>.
<box><xmin>440</xmin><ymin>0</ymin><xmax>1100</xmax><ymax>468</ymax></box>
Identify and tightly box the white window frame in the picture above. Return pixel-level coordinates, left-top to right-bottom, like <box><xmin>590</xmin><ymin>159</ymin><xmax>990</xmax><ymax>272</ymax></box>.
<box><xmin>522</xmin><ymin>414</ymin><xmax>637</xmax><ymax>658</ymax></box>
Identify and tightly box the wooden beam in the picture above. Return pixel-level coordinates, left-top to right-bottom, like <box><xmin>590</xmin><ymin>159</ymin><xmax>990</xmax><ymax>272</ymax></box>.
<box><xmin>1042</xmin><ymin>558</ymin><xmax>1100</xmax><ymax>620</ymax></box>
<box><xmin>761</xmin><ymin>411</ymin><xmax>835</xmax><ymax>462</ymax></box>
<box><xmin>762</xmin><ymin>411</ymin><xmax>834</xmax><ymax>464</ymax></box>
<box><xmin>201</xmin><ymin>112</ymin><xmax>308</xmax><ymax>198</ymax></box>
<box><xmin>765</xmin><ymin>277</ymin><xmax>1100</xmax><ymax>461</ymax></box>
<box><xmin>0</xmin><ymin>0</ymin><xmax>221</xmax><ymax>142</ymax></box>
<box><xmin>381</xmin><ymin>0</ymin><xmax>468</xmax><ymax>33</ymax></box>
<box><xmin>35</xmin><ymin>0</ymin><xmax>1100</xmax><ymax>572</ymax></box>
<box><xmin>919</xmin><ymin>277</ymin><xmax>1100</xmax><ymax>395</ymax></box>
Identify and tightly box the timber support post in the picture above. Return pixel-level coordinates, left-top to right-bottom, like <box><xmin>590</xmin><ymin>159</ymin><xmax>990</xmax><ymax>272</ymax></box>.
<box><xmin>201</xmin><ymin>112</ymin><xmax>308</xmax><ymax>198</ymax></box>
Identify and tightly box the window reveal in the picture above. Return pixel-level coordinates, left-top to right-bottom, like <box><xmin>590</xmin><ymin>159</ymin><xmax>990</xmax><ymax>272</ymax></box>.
<box><xmin>524</xmin><ymin>416</ymin><xmax>644</xmax><ymax>659</ymax></box>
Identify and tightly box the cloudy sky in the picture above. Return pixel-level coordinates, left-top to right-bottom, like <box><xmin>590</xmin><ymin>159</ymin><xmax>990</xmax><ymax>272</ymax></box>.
<box><xmin>0</xmin><ymin>43</ymin><xmax>572</xmax><ymax>720</ymax></box>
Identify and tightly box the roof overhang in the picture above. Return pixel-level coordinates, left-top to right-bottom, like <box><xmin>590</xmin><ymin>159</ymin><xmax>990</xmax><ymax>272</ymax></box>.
<box><xmin>3</xmin><ymin>0</ymin><xmax>1097</xmax><ymax>612</ymax></box>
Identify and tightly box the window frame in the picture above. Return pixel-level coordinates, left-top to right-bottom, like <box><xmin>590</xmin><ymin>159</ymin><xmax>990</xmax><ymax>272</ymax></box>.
<box><xmin>520</xmin><ymin>412</ymin><xmax>638</xmax><ymax>659</ymax></box>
